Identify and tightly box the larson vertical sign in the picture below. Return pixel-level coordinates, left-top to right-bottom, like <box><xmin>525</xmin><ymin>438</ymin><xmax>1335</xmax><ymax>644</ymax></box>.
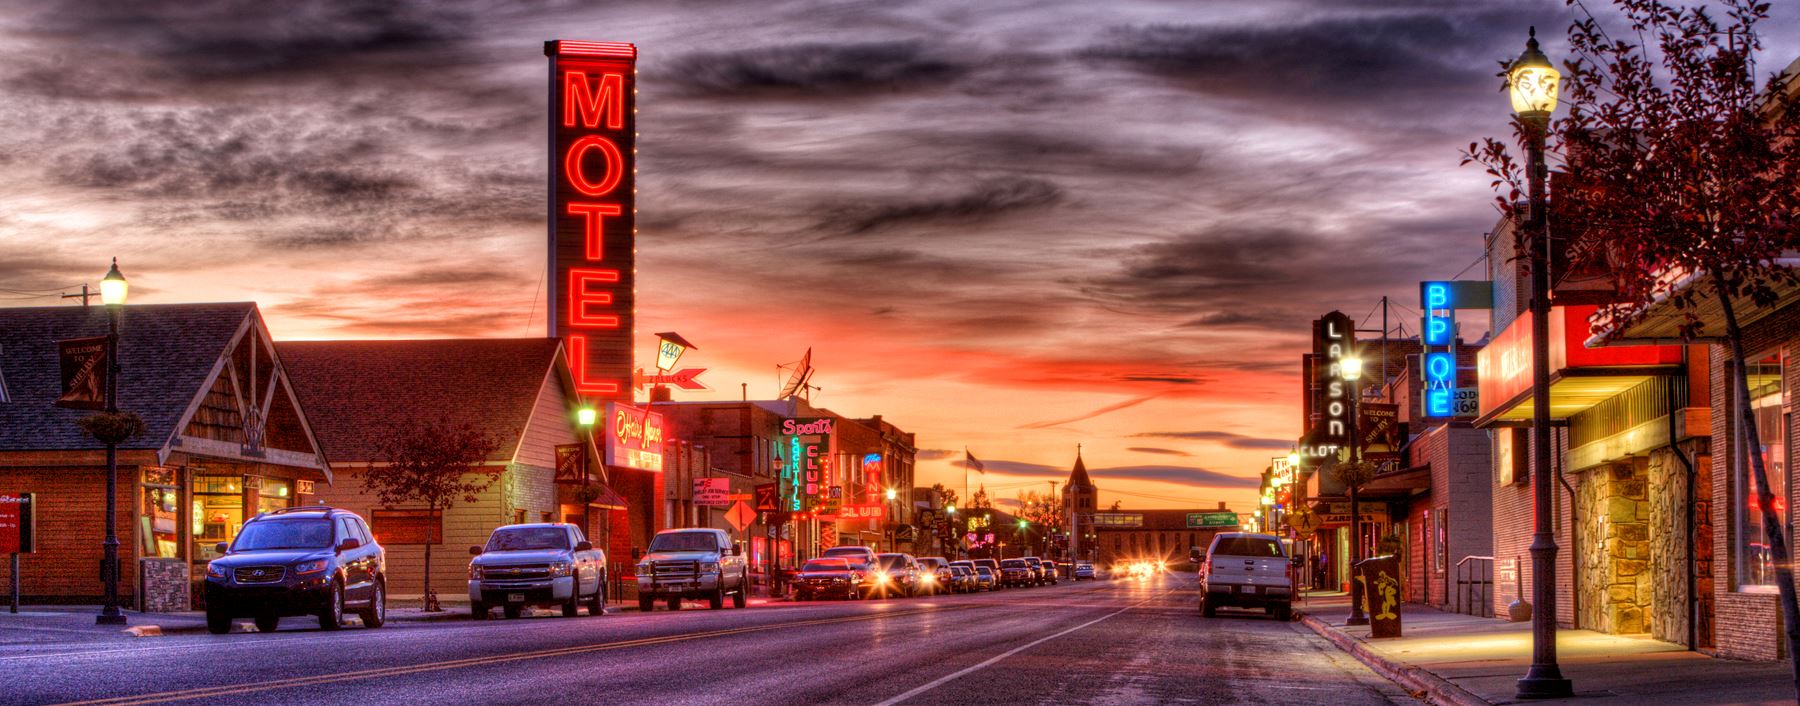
<box><xmin>546</xmin><ymin>40</ymin><xmax>637</xmax><ymax>398</ymax></box>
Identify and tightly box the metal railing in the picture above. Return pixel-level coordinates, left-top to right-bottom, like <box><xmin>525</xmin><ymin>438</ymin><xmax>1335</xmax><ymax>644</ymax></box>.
<box><xmin>1453</xmin><ymin>555</ymin><xmax>1494</xmax><ymax>617</ymax></box>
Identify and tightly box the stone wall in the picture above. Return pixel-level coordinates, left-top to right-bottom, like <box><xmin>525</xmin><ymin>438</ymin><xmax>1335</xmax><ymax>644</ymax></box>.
<box><xmin>1576</xmin><ymin>460</ymin><xmax>1653</xmax><ymax>635</ymax></box>
<box><xmin>1648</xmin><ymin>447</ymin><xmax>1692</xmax><ymax>646</ymax></box>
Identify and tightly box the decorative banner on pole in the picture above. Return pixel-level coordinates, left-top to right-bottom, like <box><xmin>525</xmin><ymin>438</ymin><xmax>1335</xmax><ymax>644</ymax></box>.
<box><xmin>1359</xmin><ymin>403</ymin><xmax>1403</xmax><ymax>461</ymax></box>
<box><xmin>554</xmin><ymin>443</ymin><xmax>587</xmax><ymax>484</ymax></box>
<box><xmin>0</xmin><ymin>493</ymin><xmax>34</xmax><ymax>554</ymax></box>
<box><xmin>693</xmin><ymin>478</ymin><xmax>730</xmax><ymax>507</ymax></box>
<box><xmin>545</xmin><ymin>40</ymin><xmax>637</xmax><ymax>398</ymax></box>
<box><xmin>53</xmin><ymin>337</ymin><xmax>108</xmax><ymax>410</ymax></box>
<box><xmin>753</xmin><ymin>483</ymin><xmax>780</xmax><ymax>512</ymax></box>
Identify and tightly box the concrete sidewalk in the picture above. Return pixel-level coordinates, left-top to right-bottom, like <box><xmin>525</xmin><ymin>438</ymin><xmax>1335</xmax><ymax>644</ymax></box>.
<box><xmin>1296</xmin><ymin>593</ymin><xmax>1796</xmax><ymax>705</ymax></box>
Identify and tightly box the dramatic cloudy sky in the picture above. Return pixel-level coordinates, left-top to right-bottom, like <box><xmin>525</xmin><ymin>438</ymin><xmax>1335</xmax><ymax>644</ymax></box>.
<box><xmin>2</xmin><ymin>1</ymin><xmax>1795</xmax><ymax>511</ymax></box>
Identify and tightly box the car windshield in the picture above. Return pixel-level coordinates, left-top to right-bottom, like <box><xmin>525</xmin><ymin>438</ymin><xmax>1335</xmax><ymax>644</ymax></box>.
<box><xmin>1001</xmin><ymin>559</ymin><xmax>1026</xmax><ymax>568</ymax></box>
<box><xmin>486</xmin><ymin>527</ymin><xmax>569</xmax><ymax>552</ymax></box>
<box><xmin>951</xmin><ymin>567</ymin><xmax>969</xmax><ymax>575</ymax></box>
<box><xmin>1212</xmin><ymin>536</ymin><xmax>1284</xmax><ymax>557</ymax></box>
<box><xmin>802</xmin><ymin>559</ymin><xmax>850</xmax><ymax>572</ymax></box>
<box><xmin>233</xmin><ymin>519</ymin><xmax>333</xmax><ymax>551</ymax></box>
<box><xmin>822</xmin><ymin>547</ymin><xmax>868</xmax><ymax>559</ymax></box>
<box><xmin>976</xmin><ymin>567</ymin><xmax>993</xmax><ymax>575</ymax></box>
<box><xmin>877</xmin><ymin>555</ymin><xmax>908</xmax><ymax>570</ymax></box>
<box><xmin>649</xmin><ymin>532</ymin><xmax>719</xmax><ymax>552</ymax></box>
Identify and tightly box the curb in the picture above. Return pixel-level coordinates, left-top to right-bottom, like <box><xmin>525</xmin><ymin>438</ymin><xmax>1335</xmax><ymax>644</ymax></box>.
<box><xmin>123</xmin><ymin>625</ymin><xmax>162</xmax><ymax>637</ymax></box>
<box><xmin>1298</xmin><ymin>613</ymin><xmax>1491</xmax><ymax>706</ymax></box>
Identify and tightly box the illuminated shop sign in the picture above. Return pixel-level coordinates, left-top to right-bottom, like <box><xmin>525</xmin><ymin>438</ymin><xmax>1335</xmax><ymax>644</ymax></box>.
<box><xmin>1421</xmin><ymin>282</ymin><xmax>1457</xmax><ymax>418</ymax></box>
<box><xmin>546</xmin><ymin>40</ymin><xmax>637</xmax><ymax>397</ymax></box>
<box><xmin>1476</xmin><ymin>304</ymin><xmax>1683</xmax><ymax>419</ymax></box>
<box><xmin>606</xmin><ymin>402</ymin><xmax>664</xmax><ymax>471</ymax></box>
<box><xmin>1311</xmin><ymin>311</ymin><xmax>1356</xmax><ymax>444</ymax></box>
<box><xmin>781</xmin><ymin>418</ymin><xmax>834</xmax><ymax>512</ymax></box>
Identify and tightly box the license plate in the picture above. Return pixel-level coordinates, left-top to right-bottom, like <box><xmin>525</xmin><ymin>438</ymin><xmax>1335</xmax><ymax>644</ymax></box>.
<box><xmin>507</xmin><ymin>593</ymin><xmax>525</xmax><ymax>603</ymax></box>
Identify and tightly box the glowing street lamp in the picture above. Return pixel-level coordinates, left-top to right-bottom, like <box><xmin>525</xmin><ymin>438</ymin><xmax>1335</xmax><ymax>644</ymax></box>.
<box><xmin>96</xmin><ymin>259</ymin><xmax>128</xmax><ymax>626</ymax></box>
<box><xmin>885</xmin><ymin>487</ymin><xmax>898</xmax><ymax>502</ymax></box>
<box><xmin>576</xmin><ymin>407</ymin><xmax>598</xmax><ymax>428</ymax></box>
<box><xmin>1508</xmin><ymin>26</ymin><xmax>1572</xmax><ymax>701</ymax></box>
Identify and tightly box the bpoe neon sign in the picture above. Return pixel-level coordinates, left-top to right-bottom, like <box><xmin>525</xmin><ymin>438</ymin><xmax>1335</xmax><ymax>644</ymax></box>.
<box><xmin>1421</xmin><ymin>282</ymin><xmax>1457</xmax><ymax>418</ymax></box>
<box><xmin>546</xmin><ymin>40</ymin><xmax>636</xmax><ymax>398</ymax></box>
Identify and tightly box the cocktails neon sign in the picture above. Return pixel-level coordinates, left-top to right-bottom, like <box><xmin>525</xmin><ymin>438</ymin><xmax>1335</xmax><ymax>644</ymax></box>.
<box><xmin>546</xmin><ymin>40</ymin><xmax>637</xmax><ymax>397</ymax></box>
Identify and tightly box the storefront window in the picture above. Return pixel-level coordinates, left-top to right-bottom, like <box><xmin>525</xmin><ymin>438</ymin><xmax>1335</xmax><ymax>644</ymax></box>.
<box><xmin>1737</xmin><ymin>353</ymin><xmax>1787</xmax><ymax>591</ymax></box>
<box><xmin>193</xmin><ymin>476</ymin><xmax>242</xmax><ymax>562</ymax></box>
<box><xmin>255</xmin><ymin>478</ymin><xmax>292</xmax><ymax>515</ymax></box>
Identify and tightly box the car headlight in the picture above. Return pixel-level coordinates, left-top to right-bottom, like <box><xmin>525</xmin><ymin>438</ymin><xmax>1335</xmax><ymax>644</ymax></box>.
<box><xmin>293</xmin><ymin>559</ymin><xmax>329</xmax><ymax>575</ymax></box>
<box><xmin>549</xmin><ymin>562</ymin><xmax>573</xmax><ymax>577</ymax></box>
<box><xmin>921</xmin><ymin>573</ymin><xmax>935</xmax><ymax>583</ymax></box>
<box><xmin>469</xmin><ymin>564</ymin><xmax>484</xmax><ymax>580</ymax></box>
<box><xmin>636</xmin><ymin>562</ymin><xmax>651</xmax><ymax>573</ymax></box>
<box><xmin>206</xmin><ymin>562</ymin><xmax>226</xmax><ymax>579</ymax></box>
<box><xmin>700</xmin><ymin>562</ymin><xmax>720</xmax><ymax>573</ymax></box>
<box><xmin>875</xmin><ymin>572</ymin><xmax>891</xmax><ymax>584</ymax></box>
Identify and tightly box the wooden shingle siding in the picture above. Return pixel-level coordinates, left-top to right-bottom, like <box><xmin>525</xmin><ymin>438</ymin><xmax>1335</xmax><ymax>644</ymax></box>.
<box><xmin>313</xmin><ymin>465</ymin><xmax>506</xmax><ymax>600</ymax></box>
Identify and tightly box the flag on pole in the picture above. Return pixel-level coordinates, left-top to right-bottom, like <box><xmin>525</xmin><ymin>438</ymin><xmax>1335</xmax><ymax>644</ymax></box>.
<box><xmin>965</xmin><ymin>450</ymin><xmax>985</xmax><ymax>473</ymax></box>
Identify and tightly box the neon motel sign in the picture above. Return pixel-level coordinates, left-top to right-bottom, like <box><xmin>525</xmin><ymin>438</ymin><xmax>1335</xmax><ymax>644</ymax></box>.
<box><xmin>546</xmin><ymin>40</ymin><xmax>637</xmax><ymax>398</ymax></box>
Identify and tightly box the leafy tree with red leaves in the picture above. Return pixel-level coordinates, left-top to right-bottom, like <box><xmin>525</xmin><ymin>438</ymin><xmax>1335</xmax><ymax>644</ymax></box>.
<box><xmin>364</xmin><ymin>420</ymin><xmax>502</xmax><ymax>612</ymax></box>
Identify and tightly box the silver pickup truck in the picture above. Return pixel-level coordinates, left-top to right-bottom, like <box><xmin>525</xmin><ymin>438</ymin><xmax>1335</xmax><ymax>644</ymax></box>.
<box><xmin>1198</xmin><ymin>531</ymin><xmax>1293</xmax><ymax>621</ymax></box>
<box><xmin>635</xmin><ymin>528</ymin><xmax>750</xmax><ymax>611</ymax></box>
<box><xmin>468</xmin><ymin>523</ymin><xmax>606</xmax><ymax>620</ymax></box>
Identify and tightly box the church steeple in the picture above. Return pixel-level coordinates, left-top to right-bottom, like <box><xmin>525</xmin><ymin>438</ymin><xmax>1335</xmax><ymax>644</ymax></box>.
<box><xmin>1068</xmin><ymin>444</ymin><xmax>1095</xmax><ymax>491</ymax></box>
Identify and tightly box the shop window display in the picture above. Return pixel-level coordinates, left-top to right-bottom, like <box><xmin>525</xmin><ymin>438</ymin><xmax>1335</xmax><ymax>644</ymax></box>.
<box><xmin>1736</xmin><ymin>352</ymin><xmax>1787</xmax><ymax>591</ymax></box>
<box><xmin>193</xmin><ymin>476</ymin><xmax>242</xmax><ymax>562</ymax></box>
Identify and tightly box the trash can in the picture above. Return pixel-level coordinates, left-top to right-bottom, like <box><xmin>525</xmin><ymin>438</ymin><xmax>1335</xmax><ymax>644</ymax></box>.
<box><xmin>1354</xmin><ymin>555</ymin><xmax>1403</xmax><ymax>638</ymax></box>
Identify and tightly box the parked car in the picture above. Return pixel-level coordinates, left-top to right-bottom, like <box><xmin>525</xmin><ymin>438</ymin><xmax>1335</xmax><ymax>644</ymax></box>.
<box><xmin>999</xmin><ymin>558</ymin><xmax>1034</xmax><ymax>588</ymax></box>
<box><xmin>1199</xmin><ymin>532</ymin><xmax>1293</xmax><ymax>621</ymax></box>
<box><xmin>468</xmin><ymin>523</ymin><xmax>605</xmax><ymax>620</ymax></box>
<box><xmin>636</xmin><ymin>528</ymin><xmax>751</xmax><ymax>611</ymax></box>
<box><xmin>203</xmin><ymin>506</ymin><xmax>386</xmax><ymax>634</ymax></box>
<box><xmin>917</xmin><ymin>557</ymin><xmax>951</xmax><ymax>594</ymax></box>
<box><xmin>1073</xmin><ymin>561</ymin><xmax>1095</xmax><ymax>580</ymax></box>
<box><xmin>820</xmin><ymin>545</ymin><xmax>879</xmax><ymax>571</ymax></box>
<box><xmin>1021</xmin><ymin>556</ymin><xmax>1046</xmax><ymax>586</ymax></box>
<box><xmin>793</xmin><ymin>558</ymin><xmax>866</xmax><ymax>600</ymax></box>
<box><xmin>973</xmin><ymin>565</ymin><xmax>998</xmax><ymax>591</ymax></box>
<box><xmin>874</xmin><ymin>553</ymin><xmax>922</xmax><ymax>597</ymax></box>
<box><xmin>974</xmin><ymin>559</ymin><xmax>1003</xmax><ymax>589</ymax></box>
<box><xmin>947</xmin><ymin>565</ymin><xmax>977</xmax><ymax>593</ymax></box>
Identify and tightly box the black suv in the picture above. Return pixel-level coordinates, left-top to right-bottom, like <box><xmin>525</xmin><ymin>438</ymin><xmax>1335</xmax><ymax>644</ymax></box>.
<box><xmin>203</xmin><ymin>506</ymin><xmax>386</xmax><ymax>634</ymax></box>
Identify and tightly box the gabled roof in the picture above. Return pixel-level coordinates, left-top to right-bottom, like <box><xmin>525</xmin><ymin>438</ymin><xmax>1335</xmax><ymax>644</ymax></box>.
<box><xmin>278</xmin><ymin>339</ymin><xmax>565</xmax><ymax>463</ymax></box>
<box><xmin>0</xmin><ymin>303</ymin><xmax>256</xmax><ymax>451</ymax></box>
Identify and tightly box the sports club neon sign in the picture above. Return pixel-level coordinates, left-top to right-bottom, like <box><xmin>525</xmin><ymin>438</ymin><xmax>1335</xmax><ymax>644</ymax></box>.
<box><xmin>546</xmin><ymin>40</ymin><xmax>636</xmax><ymax>397</ymax></box>
<box><xmin>781</xmin><ymin>418</ymin><xmax>834</xmax><ymax>513</ymax></box>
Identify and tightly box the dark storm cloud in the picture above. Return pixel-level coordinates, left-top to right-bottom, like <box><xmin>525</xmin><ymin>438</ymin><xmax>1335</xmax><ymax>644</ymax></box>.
<box><xmin>1134</xmin><ymin>431</ymin><xmax>1291</xmax><ymax>450</ymax></box>
<box><xmin>664</xmin><ymin>41</ymin><xmax>967</xmax><ymax>95</ymax></box>
<box><xmin>1119</xmin><ymin>375</ymin><xmax>1201</xmax><ymax>385</ymax></box>
<box><xmin>824</xmin><ymin>177</ymin><xmax>1062</xmax><ymax>235</ymax></box>
<box><xmin>952</xmin><ymin>457</ymin><xmax>1253</xmax><ymax>489</ymax></box>
<box><xmin>1127</xmin><ymin>447</ymin><xmax>1191</xmax><ymax>457</ymax></box>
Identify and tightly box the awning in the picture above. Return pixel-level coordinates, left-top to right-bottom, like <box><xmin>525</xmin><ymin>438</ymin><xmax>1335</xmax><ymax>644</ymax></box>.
<box><xmin>1359</xmin><ymin>465</ymin><xmax>1432</xmax><ymax>496</ymax></box>
<box><xmin>1587</xmin><ymin>259</ymin><xmax>1800</xmax><ymax>346</ymax></box>
<box><xmin>1475</xmin><ymin>366</ymin><xmax>1682</xmax><ymax>426</ymax></box>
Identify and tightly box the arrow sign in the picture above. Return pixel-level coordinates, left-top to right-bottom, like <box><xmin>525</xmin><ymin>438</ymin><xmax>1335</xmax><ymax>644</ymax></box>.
<box><xmin>632</xmin><ymin>368</ymin><xmax>710</xmax><ymax>392</ymax></box>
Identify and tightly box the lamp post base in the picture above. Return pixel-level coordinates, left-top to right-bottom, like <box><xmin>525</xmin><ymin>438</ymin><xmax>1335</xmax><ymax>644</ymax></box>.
<box><xmin>1345</xmin><ymin>615</ymin><xmax>1369</xmax><ymax>626</ymax></box>
<box><xmin>95</xmin><ymin>611</ymin><xmax>127</xmax><ymax>626</ymax></box>
<box><xmin>1516</xmin><ymin>668</ymin><xmax>1573</xmax><ymax>699</ymax></box>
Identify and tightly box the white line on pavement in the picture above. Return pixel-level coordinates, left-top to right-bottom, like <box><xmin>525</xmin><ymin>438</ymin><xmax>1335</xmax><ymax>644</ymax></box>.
<box><xmin>871</xmin><ymin>592</ymin><xmax>1164</xmax><ymax>706</ymax></box>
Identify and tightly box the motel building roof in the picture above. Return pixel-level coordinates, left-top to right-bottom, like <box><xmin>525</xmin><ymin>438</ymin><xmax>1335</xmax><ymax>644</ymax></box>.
<box><xmin>0</xmin><ymin>302</ymin><xmax>331</xmax><ymax>478</ymax></box>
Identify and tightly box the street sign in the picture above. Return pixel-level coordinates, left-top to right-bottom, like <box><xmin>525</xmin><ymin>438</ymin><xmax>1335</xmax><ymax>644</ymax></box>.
<box><xmin>753</xmin><ymin>483</ymin><xmax>780</xmax><ymax>512</ymax></box>
<box><xmin>632</xmin><ymin>367</ymin><xmax>709</xmax><ymax>391</ymax></box>
<box><xmin>725</xmin><ymin>501</ymin><xmax>755</xmax><ymax>532</ymax></box>
<box><xmin>693</xmin><ymin>478</ymin><xmax>730</xmax><ymax>507</ymax></box>
<box><xmin>1286</xmin><ymin>511</ymin><xmax>1323</xmax><ymax>534</ymax></box>
<box><xmin>0</xmin><ymin>494</ymin><xmax>33</xmax><ymax>554</ymax></box>
<box><xmin>1186</xmin><ymin>512</ymin><xmax>1238</xmax><ymax>528</ymax></box>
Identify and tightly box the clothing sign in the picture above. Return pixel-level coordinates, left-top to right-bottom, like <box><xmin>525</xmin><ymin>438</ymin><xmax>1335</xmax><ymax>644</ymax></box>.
<box><xmin>54</xmin><ymin>337</ymin><xmax>108</xmax><ymax>410</ymax></box>
<box><xmin>0</xmin><ymin>493</ymin><xmax>34</xmax><ymax>554</ymax></box>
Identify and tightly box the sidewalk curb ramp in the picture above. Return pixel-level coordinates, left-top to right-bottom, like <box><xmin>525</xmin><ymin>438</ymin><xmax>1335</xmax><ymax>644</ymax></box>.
<box><xmin>1299</xmin><ymin>613</ymin><xmax>1491</xmax><ymax>706</ymax></box>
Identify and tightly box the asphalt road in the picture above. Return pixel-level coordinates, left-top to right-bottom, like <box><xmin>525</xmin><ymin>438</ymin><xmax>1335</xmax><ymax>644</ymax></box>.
<box><xmin>1</xmin><ymin>574</ymin><xmax>1413</xmax><ymax>705</ymax></box>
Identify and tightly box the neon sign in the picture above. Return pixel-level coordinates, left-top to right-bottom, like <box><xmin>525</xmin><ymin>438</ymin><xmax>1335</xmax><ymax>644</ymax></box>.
<box><xmin>1421</xmin><ymin>282</ymin><xmax>1457</xmax><ymax>418</ymax></box>
<box><xmin>605</xmin><ymin>402</ymin><xmax>664</xmax><ymax>471</ymax></box>
<box><xmin>1311</xmin><ymin>311</ymin><xmax>1355</xmax><ymax>443</ymax></box>
<box><xmin>546</xmin><ymin>40</ymin><xmax>636</xmax><ymax>398</ymax></box>
<box><xmin>781</xmin><ymin>418</ymin><xmax>834</xmax><ymax>512</ymax></box>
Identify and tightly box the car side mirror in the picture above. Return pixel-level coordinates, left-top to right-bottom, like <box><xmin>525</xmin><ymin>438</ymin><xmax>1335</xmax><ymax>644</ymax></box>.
<box><xmin>469</xmin><ymin>545</ymin><xmax>483</xmax><ymax>556</ymax></box>
<box><xmin>574</xmin><ymin>541</ymin><xmax>593</xmax><ymax>552</ymax></box>
<box><xmin>214</xmin><ymin>541</ymin><xmax>229</xmax><ymax>554</ymax></box>
<box><xmin>337</xmin><ymin>538</ymin><xmax>361</xmax><ymax>552</ymax></box>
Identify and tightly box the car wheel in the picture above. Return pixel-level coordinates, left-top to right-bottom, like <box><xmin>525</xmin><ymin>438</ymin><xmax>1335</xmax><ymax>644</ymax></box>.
<box><xmin>1275</xmin><ymin>604</ymin><xmax>1293</xmax><ymax>622</ymax></box>
<box><xmin>732</xmin><ymin>575</ymin><xmax>748</xmax><ymax>608</ymax></box>
<box><xmin>471</xmin><ymin>601</ymin><xmax>489</xmax><ymax>620</ymax></box>
<box><xmin>587</xmin><ymin>581</ymin><xmax>606</xmax><ymax>616</ymax></box>
<box><xmin>254</xmin><ymin>614</ymin><xmax>278</xmax><ymax>633</ymax></box>
<box><xmin>709</xmin><ymin>584</ymin><xmax>725</xmax><ymax>610</ymax></box>
<box><xmin>1202</xmin><ymin>599</ymin><xmax>1216</xmax><ymax>618</ymax></box>
<box><xmin>360</xmin><ymin>581</ymin><xmax>386</xmax><ymax>628</ymax></box>
<box><xmin>563</xmin><ymin>591</ymin><xmax>580</xmax><ymax>618</ymax></box>
<box><xmin>503</xmin><ymin>604</ymin><xmax>523</xmax><ymax>619</ymax></box>
<box><xmin>317</xmin><ymin>579</ymin><xmax>344</xmax><ymax>630</ymax></box>
<box><xmin>667</xmin><ymin>596</ymin><xmax>682</xmax><ymax>611</ymax></box>
<box><xmin>638</xmin><ymin>596</ymin><xmax>654</xmax><ymax>612</ymax></box>
<box><xmin>207</xmin><ymin>609</ymin><xmax>232</xmax><ymax>635</ymax></box>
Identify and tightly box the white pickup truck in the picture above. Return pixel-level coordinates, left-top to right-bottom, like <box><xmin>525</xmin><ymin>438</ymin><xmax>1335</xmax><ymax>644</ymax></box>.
<box><xmin>1197</xmin><ymin>532</ymin><xmax>1293</xmax><ymax>621</ymax></box>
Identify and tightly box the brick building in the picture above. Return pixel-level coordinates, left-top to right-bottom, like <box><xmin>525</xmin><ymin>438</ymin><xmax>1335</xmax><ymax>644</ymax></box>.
<box><xmin>0</xmin><ymin>303</ymin><xmax>331</xmax><ymax>609</ymax></box>
<box><xmin>1062</xmin><ymin>452</ymin><xmax>1240</xmax><ymax>568</ymax></box>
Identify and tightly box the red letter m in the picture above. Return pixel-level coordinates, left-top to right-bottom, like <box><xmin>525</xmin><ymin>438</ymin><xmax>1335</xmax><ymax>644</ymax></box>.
<box><xmin>563</xmin><ymin>71</ymin><xmax>625</xmax><ymax>130</ymax></box>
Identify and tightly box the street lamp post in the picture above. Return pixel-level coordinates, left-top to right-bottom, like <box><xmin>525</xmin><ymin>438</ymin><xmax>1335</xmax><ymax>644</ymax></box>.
<box><xmin>97</xmin><ymin>259</ymin><xmax>128</xmax><ymax>626</ymax></box>
<box><xmin>1340</xmin><ymin>355</ymin><xmax>1367</xmax><ymax>627</ymax></box>
<box><xmin>1509</xmin><ymin>27</ymin><xmax>1573</xmax><ymax>700</ymax></box>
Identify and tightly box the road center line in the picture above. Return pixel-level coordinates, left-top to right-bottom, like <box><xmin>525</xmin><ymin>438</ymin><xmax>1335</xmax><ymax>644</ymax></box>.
<box><xmin>871</xmin><ymin>591</ymin><xmax>1166</xmax><ymax>706</ymax></box>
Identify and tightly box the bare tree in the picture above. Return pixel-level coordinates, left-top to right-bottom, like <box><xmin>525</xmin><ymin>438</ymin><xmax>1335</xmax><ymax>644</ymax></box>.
<box><xmin>364</xmin><ymin>420</ymin><xmax>502</xmax><ymax>612</ymax></box>
<box><xmin>1465</xmin><ymin>0</ymin><xmax>1800</xmax><ymax>687</ymax></box>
